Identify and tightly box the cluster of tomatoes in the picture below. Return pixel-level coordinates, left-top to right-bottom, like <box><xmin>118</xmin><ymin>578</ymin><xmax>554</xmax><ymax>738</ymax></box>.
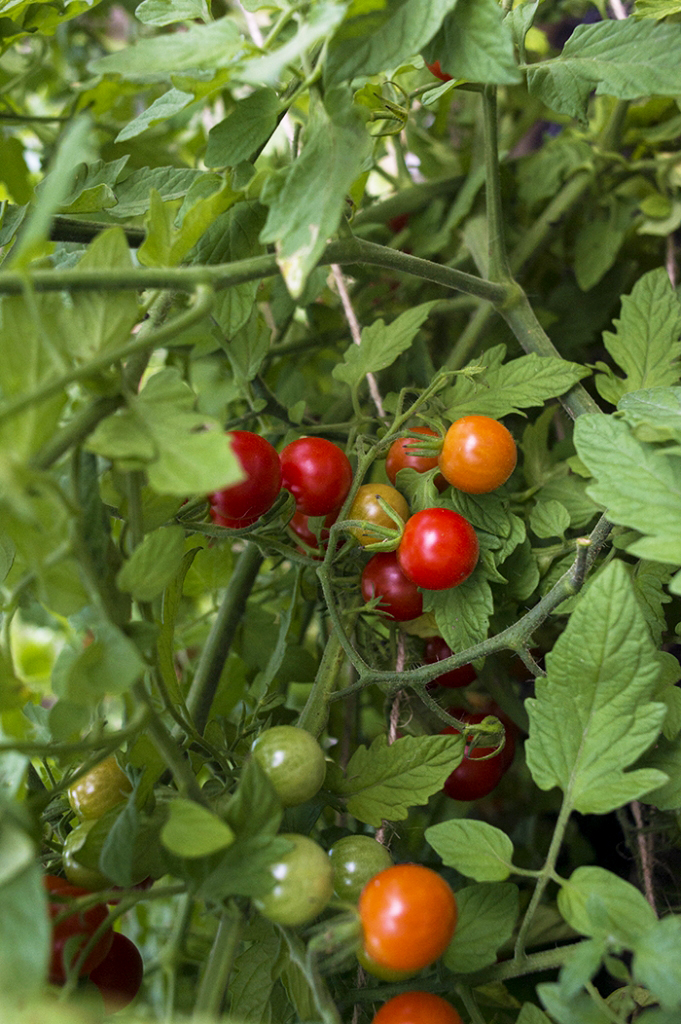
<box><xmin>251</xmin><ymin>724</ymin><xmax>464</xmax><ymax>1023</ymax></box>
<box><xmin>45</xmin><ymin>757</ymin><xmax>144</xmax><ymax>1012</ymax></box>
<box><xmin>209</xmin><ymin>415</ymin><xmax>516</xmax><ymax>609</ymax></box>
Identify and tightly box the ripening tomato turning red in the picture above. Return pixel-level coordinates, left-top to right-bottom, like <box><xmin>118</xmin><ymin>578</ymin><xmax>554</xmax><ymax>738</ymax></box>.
<box><xmin>279</xmin><ymin>437</ymin><xmax>353</xmax><ymax>516</ymax></box>
<box><xmin>209</xmin><ymin>431</ymin><xmax>281</xmax><ymax>522</ymax></box>
<box><xmin>358</xmin><ymin>864</ymin><xmax>457</xmax><ymax>972</ymax></box>
<box><xmin>372</xmin><ymin>991</ymin><xmax>463</xmax><ymax>1024</ymax></box>
<box><xmin>425</xmin><ymin>60</ymin><xmax>453</xmax><ymax>82</ymax></box>
<box><xmin>397</xmin><ymin>508</ymin><xmax>479</xmax><ymax>591</ymax></box>
<box><xmin>438</xmin><ymin>416</ymin><xmax>517</xmax><ymax>494</ymax></box>
<box><xmin>385</xmin><ymin>427</ymin><xmax>447</xmax><ymax>492</ymax></box>
<box><xmin>88</xmin><ymin>932</ymin><xmax>144</xmax><ymax>1014</ymax></box>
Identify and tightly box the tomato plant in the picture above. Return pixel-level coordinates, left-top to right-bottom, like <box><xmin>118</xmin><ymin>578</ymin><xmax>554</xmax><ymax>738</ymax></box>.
<box><xmin>288</xmin><ymin>509</ymin><xmax>336</xmax><ymax>555</ymax></box>
<box><xmin>440</xmin><ymin>712</ymin><xmax>507</xmax><ymax>801</ymax></box>
<box><xmin>423</xmin><ymin>636</ymin><xmax>476</xmax><ymax>689</ymax></box>
<box><xmin>438</xmin><ymin>416</ymin><xmax>517</xmax><ymax>495</ymax></box>
<box><xmin>279</xmin><ymin>438</ymin><xmax>353</xmax><ymax>516</ymax></box>
<box><xmin>372</xmin><ymin>991</ymin><xmax>463</xmax><ymax>1024</ymax></box>
<box><xmin>254</xmin><ymin>834</ymin><xmax>334</xmax><ymax>927</ymax></box>
<box><xmin>397</xmin><ymin>509</ymin><xmax>479</xmax><ymax>591</ymax></box>
<box><xmin>361</xmin><ymin>551</ymin><xmax>423</xmax><ymax>621</ymax></box>
<box><xmin>209</xmin><ymin>431</ymin><xmax>282</xmax><ymax>523</ymax></box>
<box><xmin>358</xmin><ymin>864</ymin><xmax>457</xmax><ymax>972</ymax></box>
<box><xmin>88</xmin><ymin>932</ymin><xmax>144</xmax><ymax>1014</ymax></box>
<box><xmin>67</xmin><ymin>757</ymin><xmax>132</xmax><ymax>821</ymax></box>
<box><xmin>62</xmin><ymin>820</ymin><xmax>111</xmax><ymax>892</ymax></box>
<box><xmin>329</xmin><ymin>834</ymin><xmax>393</xmax><ymax>903</ymax></box>
<box><xmin>385</xmin><ymin>427</ymin><xmax>446</xmax><ymax>492</ymax></box>
<box><xmin>250</xmin><ymin>725</ymin><xmax>327</xmax><ymax>807</ymax></box>
<box><xmin>45</xmin><ymin>875</ymin><xmax>113</xmax><ymax>984</ymax></box>
<box><xmin>347</xmin><ymin>483</ymin><xmax>409</xmax><ymax>546</ymax></box>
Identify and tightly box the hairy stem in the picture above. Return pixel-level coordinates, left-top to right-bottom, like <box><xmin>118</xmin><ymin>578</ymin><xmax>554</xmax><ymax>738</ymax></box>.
<box><xmin>192</xmin><ymin>904</ymin><xmax>243</xmax><ymax>1020</ymax></box>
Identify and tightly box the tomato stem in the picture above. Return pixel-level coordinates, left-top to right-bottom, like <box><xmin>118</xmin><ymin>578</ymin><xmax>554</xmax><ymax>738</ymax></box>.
<box><xmin>192</xmin><ymin>903</ymin><xmax>243</xmax><ymax>1020</ymax></box>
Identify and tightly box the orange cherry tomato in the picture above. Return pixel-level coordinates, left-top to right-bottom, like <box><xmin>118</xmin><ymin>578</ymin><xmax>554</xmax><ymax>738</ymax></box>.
<box><xmin>358</xmin><ymin>864</ymin><xmax>457</xmax><ymax>972</ymax></box>
<box><xmin>438</xmin><ymin>415</ymin><xmax>517</xmax><ymax>494</ymax></box>
<box><xmin>372</xmin><ymin>991</ymin><xmax>463</xmax><ymax>1024</ymax></box>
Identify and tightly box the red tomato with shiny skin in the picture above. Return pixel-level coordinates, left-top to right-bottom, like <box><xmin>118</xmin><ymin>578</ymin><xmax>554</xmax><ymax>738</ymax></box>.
<box><xmin>361</xmin><ymin>552</ymin><xmax>423</xmax><ymax>621</ymax></box>
<box><xmin>385</xmin><ymin>427</ymin><xmax>447</xmax><ymax>492</ymax></box>
<box><xmin>425</xmin><ymin>60</ymin><xmax>453</xmax><ymax>82</ymax></box>
<box><xmin>45</xmin><ymin>875</ymin><xmax>113</xmax><ymax>984</ymax></box>
<box><xmin>279</xmin><ymin>437</ymin><xmax>353</xmax><ymax>516</ymax></box>
<box><xmin>424</xmin><ymin>636</ymin><xmax>476</xmax><ymax>689</ymax></box>
<box><xmin>209</xmin><ymin>507</ymin><xmax>259</xmax><ymax>529</ymax></box>
<box><xmin>438</xmin><ymin>416</ymin><xmax>517</xmax><ymax>495</ymax></box>
<box><xmin>210</xmin><ymin>431</ymin><xmax>281</xmax><ymax>522</ymax></box>
<box><xmin>358</xmin><ymin>864</ymin><xmax>457</xmax><ymax>972</ymax></box>
<box><xmin>373</xmin><ymin>991</ymin><xmax>463</xmax><ymax>1024</ymax></box>
<box><xmin>88</xmin><ymin>932</ymin><xmax>144</xmax><ymax>1014</ymax></box>
<box><xmin>397</xmin><ymin>508</ymin><xmax>479</xmax><ymax>591</ymax></box>
<box><xmin>440</xmin><ymin>711</ymin><xmax>506</xmax><ymax>801</ymax></box>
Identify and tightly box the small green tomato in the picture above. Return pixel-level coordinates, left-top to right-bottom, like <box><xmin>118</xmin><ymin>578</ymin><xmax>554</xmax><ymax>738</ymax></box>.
<box><xmin>250</xmin><ymin>725</ymin><xmax>326</xmax><ymax>807</ymax></box>
<box><xmin>255</xmin><ymin>833</ymin><xmax>334</xmax><ymax>927</ymax></box>
<box><xmin>329</xmin><ymin>835</ymin><xmax>394</xmax><ymax>903</ymax></box>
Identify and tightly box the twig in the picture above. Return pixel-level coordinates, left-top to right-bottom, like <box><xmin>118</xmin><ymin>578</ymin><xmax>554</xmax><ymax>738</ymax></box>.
<box><xmin>331</xmin><ymin>264</ymin><xmax>386</xmax><ymax>419</ymax></box>
<box><xmin>631</xmin><ymin>801</ymin><xmax>657</xmax><ymax>914</ymax></box>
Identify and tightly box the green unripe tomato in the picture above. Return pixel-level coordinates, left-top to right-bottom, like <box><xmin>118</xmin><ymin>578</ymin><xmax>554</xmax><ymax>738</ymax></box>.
<box><xmin>63</xmin><ymin>820</ymin><xmax>112</xmax><ymax>892</ymax></box>
<box><xmin>250</xmin><ymin>725</ymin><xmax>326</xmax><ymax>807</ymax></box>
<box><xmin>329</xmin><ymin>835</ymin><xmax>393</xmax><ymax>903</ymax></box>
<box><xmin>255</xmin><ymin>833</ymin><xmax>334</xmax><ymax>926</ymax></box>
<box><xmin>68</xmin><ymin>756</ymin><xmax>132</xmax><ymax>820</ymax></box>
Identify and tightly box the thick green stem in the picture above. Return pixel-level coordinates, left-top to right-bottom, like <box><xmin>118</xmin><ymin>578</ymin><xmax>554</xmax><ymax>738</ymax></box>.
<box><xmin>133</xmin><ymin>682</ymin><xmax>207</xmax><ymax>804</ymax></box>
<box><xmin>297</xmin><ymin>629</ymin><xmax>345</xmax><ymax>738</ymax></box>
<box><xmin>482</xmin><ymin>87</ymin><xmax>512</xmax><ymax>283</ymax></box>
<box><xmin>185</xmin><ymin>542</ymin><xmax>264</xmax><ymax>734</ymax></box>
<box><xmin>192</xmin><ymin>904</ymin><xmax>243</xmax><ymax>1020</ymax></box>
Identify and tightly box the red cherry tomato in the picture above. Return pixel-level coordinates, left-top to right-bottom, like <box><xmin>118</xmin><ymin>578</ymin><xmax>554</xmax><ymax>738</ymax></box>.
<box><xmin>386</xmin><ymin>213</ymin><xmax>410</xmax><ymax>233</ymax></box>
<box><xmin>424</xmin><ymin>636</ymin><xmax>476</xmax><ymax>689</ymax></box>
<box><xmin>425</xmin><ymin>60</ymin><xmax>453</xmax><ymax>82</ymax></box>
<box><xmin>45</xmin><ymin>875</ymin><xmax>113</xmax><ymax>984</ymax></box>
<box><xmin>88</xmin><ymin>932</ymin><xmax>144</xmax><ymax>1014</ymax></box>
<box><xmin>288</xmin><ymin>509</ymin><xmax>337</xmax><ymax>555</ymax></box>
<box><xmin>358</xmin><ymin>864</ymin><xmax>457</xmax><ymax>972</ymax></box>
<box><xmin>210</xmin><ymin>507</ymin><xmax>259</xmax><ymax>529</ymax></box>
<box><xmin>440</xmin><ymin>711</ymin><xmax>506</xmax><ymax>801</ymax></box>
<box><xmin>279</xmin><ymin>437</ymin><xmax>353</xmax><ymax>516</ymax></box>
<box><xmin>373</xmin><ymin>991</ymin><xmax>463</xmax><ymax>1024</ymax></box>
<box><xmin>209</xmin><ymin>431</ymin><xmax>281</xmax><ymax>522</ymax></box>
<box><xmin>485</xmin><ymin>702</ymin><xmax>519</xmax><ymax>773</ymax></box>
<box><xmin>438</xmin><ymin>416</ymin><xmax>517</xmax><ymax>495</ymax></box>
<box><xmin>385</xmin><ymin>427</ymin><xmax>447</xmax><ymax>492</ymax></box>
<box><xmin>397</xmin><ymin>508</ymin><xmax>479</xmax><ymax>591</ymax></box>
<box><xmin>361</xmin><ymin>551</ymin><xmax>423</xmax><ymax>621</ymax></box>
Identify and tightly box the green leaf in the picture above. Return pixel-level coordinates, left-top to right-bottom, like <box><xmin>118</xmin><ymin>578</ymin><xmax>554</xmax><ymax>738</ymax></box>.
<box><xmin>116</xmin><ymin>525</ymin><xmax>186</xmax><ymax>602</ymax></box>
<box><xmin>332</xmin><ymin>301</ymin><xmax>439</xmax><ymax>390</ymax></box>
<box><xmin>135</xmin><ymin>0</ymin><xmax>210</xmax><ymax>25</ymax></box>
<box><xmin>52</xmin><ymin>616</ymin><xmax>147</xmax><ymax>705</ymax></box>
<box><xmin>558</xmin><ymin>866</ymin><xmax>656</xmax><ymax>947</ymax></box>
<box><xmin>243</xmin><ymin>2</ymin><xmax>345</xmax><ymax>87</ymax></box>
<box><xmin>205</xmin><ymin>89</ymin><xmax>280</xmax><ymax>167</ymax></box>
<box><xmin>116</xmin><ymin>88</ymin><xmax>194</xmax><ymax>143</ymax></box>
<box><xmin>423</xmin><ymin>0</ymin><xmax>521</xmax><ymax>85</ymax></box>
<box><xmin>574</xmin><ymin>198</ymin><xmax>629</xmax><ymax>292</ymax></box>
<box><xmin>195</xmin><ymin>834</ymin><xmax>294</xmax><ymax>899</ymax></box>
<box><xmin>110</xmin><ymin>166</ymin><xmax>203</xmax><ymax>218</ymax></box>
<box><xmin>138</xmin><ymin>180</ymin><xmax>241</xmax><ymax>267</ymax></box>
<box><xmin>230</xmin><ymin>918</ymin><xmax>282</xmax><ymax>1022</ymax></box>
<box><xmin>85</xmin><ymin>367</ymin><xmax>242</xmax><ymax>495</ymax></box>
<box><xmin>633</xmin><ymin>915</ymin><xmax>681</xmax><ymax>1008</ymax></box>
<box><xmin>634</xmin><ymin>0</ymin><xmax>681</xmax><ymax>19</ymax></box>
<box><xmin>618</xmin><ymin>387</ymin><xmax>681</xmax><ymax>443</ymax></box>
<box><xmin>505</xmin><ymin>0</ymin><xmax>540</xmax><ymax>52</ymax></box>
<box><xmin>325</xmin><ymin>0</ymin><xmax>460</xmax><ymax>86</ymax></box>
<box><xmin>444</xmin><ymin>882</ymin><xmax>518</xmax><ymax>973</ymax></box>
<box><xmin>594</xmin><ymin>270</ymin><xmax>681</xmax><ymax>405</ymax></box>
<box><xmin>638</xmin><ymin>734</ymin><xmax>681</xmax><ymax>810</ymax></box>
<box><xmin>259</xmin><ymin>89</ymin><xmax>372</xmax><ymax>298</ymax></box>
<box><xmin>557</xmin><ymin>938</ymin><xmax>607</xmax><ymax>1001</ymax></box>
<box><xmin>538</xmin><ymin>982</ymin><xmax>614</xmax><ymax>1024</ymax></box>
<box><xmin>525</xmin><ymin>560</ymin><xmax>668</xmax><ymax>814</ymax></box>
<box><xmin>424</xmin><ymin>571</ymin><xmax>494</xmax><ymax>652</ymax></box>
<box><xmin>530</xmin><ymin>499</ymin><xmax>571</xmax><ymax>540</ymax></box>
<box><xmin>574</xmin><ymin>414</ymin><xmax>681</xmax><ymax>564</ymax></box>
<box><xmin>224</xmin><ymin>758</ymin><xmax>283</xmax><ymax>841</ymax></box>
<box><xmin>425</xmin><ymin>819</ymin><xmax>515</xmax><ymax>881</ymax></box>
<box><xmin>161</xmin><ymin>798</ymin><xmax>236</xmax><ymax>858</ymax></box>
<box><xmin>444</xmin><ymin>352</ymin><xmax>589</xmax><ymax>419</ymax></box>
<box><xmin>326</xmin><ymin>733</ymin><xmax>463</xmax><ymax>827</ymax></box>
<box><xmin>527</xmin><ymin>19</ymin><xmax>681</xmax><ymax>123</ymax></box>
<box><xmin>0</xmin><ymin>826</ymin><xmax>48</xmax><ymax>995</ymax></box>
<box><xmin>517</xmin><ymin>1006</ymin><xmax>552</xmax><ymax>1024</ymax></box>
<box><xmin>88</xmin><ymin>16</ymin><xmax>242</xmax><ymax>76</ymax></box>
